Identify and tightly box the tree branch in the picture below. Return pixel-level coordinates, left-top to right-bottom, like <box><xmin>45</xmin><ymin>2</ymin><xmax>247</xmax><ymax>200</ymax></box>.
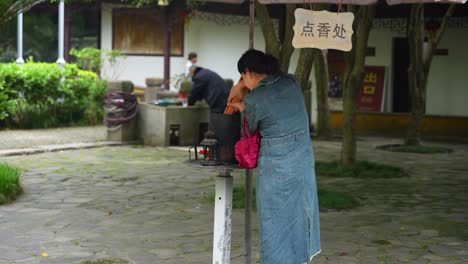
<box><xmin>255</xmin><ymin>0</ymin><xmax>280</xmax><ymax>58</ymax></box>
<box><xmin>279</xmin><ymin>4</ymin><xmax>295</xmax><ymax>71</ymax></box>
<box><xmin>351</xmin><ymin>5</ymin><xmax>375</xmax><ymax>74</ymax></box>
<box><xmin>433</xmin><ymin>3</ymin><xmax>455</xmax><ymax>47</ymax></box>
<box><xmin>424</xmin><ymin>4</ymin><xmax>454</xmax><ymax>84</ymax></box>
<box><xmin>408</xmin><ymin>4</ymin><xmax>424</xmax><ymax>83</ymax></box>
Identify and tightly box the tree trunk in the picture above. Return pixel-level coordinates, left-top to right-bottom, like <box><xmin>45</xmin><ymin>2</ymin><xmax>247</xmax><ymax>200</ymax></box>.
<box><xmin>294</xmin><ymin>48</ymin><xmax>314</xmax><ymax>91</ymax></box>
<box><xmin>405</xmin><ymin>3</ymin><xmax>455</xmax><ymax>146</ymax></box>
<box><xmin>293</xmin><ymin>3</ymin><xmax>329</xmax><ymax>91</ymax></box>
<box><xmin>314</xmin><ymin>49</ymin><xmax>332</xmax><ymax>139</ymax></box>
<box><xmin>278</xmin><ymin>4</ymin><xmax>295</xmax><ymax>72</ymax></box>
<box><xmin>341</xmin><ymin>68</ymin><xmax>362</xmax><ymax>167</ymax></box>
<box><xmin>340</xmin><ymin>5</ymin><xmax>376</xmax><ymax>168</ymax></box>
<box><xmin>294</xmin><ymin>48</ymin><xmax>314</xmax><ymax>127</ymax></box>
<box><xmin>405</xmin><ymin>4</ymin><xmax>425</xmax><ymax>146</ymax></box>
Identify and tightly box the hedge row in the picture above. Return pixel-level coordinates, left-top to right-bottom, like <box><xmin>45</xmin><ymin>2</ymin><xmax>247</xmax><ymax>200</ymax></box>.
<box><xmin>0</xmin><ymin>62</ymin><xmax>106</xmax><ymax>128</ymax></box>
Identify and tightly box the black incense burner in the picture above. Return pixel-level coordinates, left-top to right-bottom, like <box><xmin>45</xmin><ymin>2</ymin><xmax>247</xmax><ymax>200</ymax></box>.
<box><xmin>189</xmin><ymin>113</ymin><xmax>241</xmax><ymax>166</ymax></box>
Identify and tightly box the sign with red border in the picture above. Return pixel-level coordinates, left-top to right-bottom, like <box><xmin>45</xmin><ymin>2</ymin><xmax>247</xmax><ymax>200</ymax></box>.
<box><xmin>356</xmin><ymin>66</ymin><xmax>386</xmax><ymax>112</ymax></box>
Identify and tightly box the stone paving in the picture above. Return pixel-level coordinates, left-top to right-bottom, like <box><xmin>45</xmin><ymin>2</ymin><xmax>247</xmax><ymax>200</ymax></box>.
<box><xmin>0</xmin><ymin>136</ymin><xmax>467</xmax><ymax>264</ymax></box>
<box><xmin>0</xmin><ymin>126</ymin><xmax>107</xmax><ymax>150</ymax></box>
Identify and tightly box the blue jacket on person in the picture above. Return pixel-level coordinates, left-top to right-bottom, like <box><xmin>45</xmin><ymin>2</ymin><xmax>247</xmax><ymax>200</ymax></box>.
<box><xmin>188</xmin><ymin>67</ymin><xmax>229</xmax><ymax>113</ymax></box>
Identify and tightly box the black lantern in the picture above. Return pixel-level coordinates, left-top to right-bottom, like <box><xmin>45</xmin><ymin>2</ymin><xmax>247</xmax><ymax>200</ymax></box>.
<box><xmin>200</xmin><ymin>131</ymin><xmax>220</xmax><ymax>166</ymax></box>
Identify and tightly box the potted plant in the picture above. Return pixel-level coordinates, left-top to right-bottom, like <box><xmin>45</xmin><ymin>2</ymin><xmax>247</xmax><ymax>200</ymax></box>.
<box><xmin>179</xmin><ymin>80</ymin><xmax>192</xmax><ymax>99</ymax></box>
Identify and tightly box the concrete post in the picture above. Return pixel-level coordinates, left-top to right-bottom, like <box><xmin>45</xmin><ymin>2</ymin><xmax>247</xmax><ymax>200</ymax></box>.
<box><xmin>106</xmin><ymin>81</ymin><xmax>137</xmax><ymax>142</ymax></box>
<box><xmin>16</xmin><ymin>12</ymin><xmax>24</xmax><ymax>65</ymax></box>
<box><xmin>212</xmin><ymin>171</ymin><xmax>233</xmax><ymax>264</ymax></box>
<box><xmin>145</xmin><ymin>78</ymin><xmax>164</xmax><ymax>103</ymax></box>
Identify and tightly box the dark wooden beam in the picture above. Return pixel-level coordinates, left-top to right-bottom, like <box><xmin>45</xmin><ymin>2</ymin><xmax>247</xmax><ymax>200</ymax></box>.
<box><xmin>163</xmin><ymin>5</ymin><xmax>171</xmax><ymax>89</ymax></box>
<box><xmin>64</xmin><ymin>3</ymin><xmax>71</xmax><ymax>62</ymax></box>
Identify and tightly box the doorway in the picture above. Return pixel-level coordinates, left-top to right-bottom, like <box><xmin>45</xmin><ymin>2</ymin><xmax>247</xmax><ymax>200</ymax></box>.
<box><xmin>392</xmin><ymin>38</ymin><xmax>410</xmax><ymax>113</ymax></box>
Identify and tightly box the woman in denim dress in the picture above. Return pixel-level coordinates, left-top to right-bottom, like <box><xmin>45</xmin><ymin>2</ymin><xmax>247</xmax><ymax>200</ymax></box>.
<box><xmin>228</xmin><ymin>50</ymin><xmax>321</xmax><ymax>264</ymax></box>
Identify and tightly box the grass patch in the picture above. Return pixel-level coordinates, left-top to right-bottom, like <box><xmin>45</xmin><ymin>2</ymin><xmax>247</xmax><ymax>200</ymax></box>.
<box><xmin>209</xmin><ymin>187</ymin><xmax>359</xmax><ymax>210</ymax></box>
<box><xmin>377</xmin><ymin>144</ymin><xmax>453</xmax><ymax>154</ymax></box>
<box><xmin>0</xmin><ymin>163</ymin><xmax>22</xmax><ymax>204</ymax></box>
<box><xmin>315</xmin><ymin>160</ymin><xmax>407</xmax><ymax>178</ymax></box>
<box><xmin>209</xmin><ymin>186</ymin><xmax>257</xmax><ymax>209</ymax></box>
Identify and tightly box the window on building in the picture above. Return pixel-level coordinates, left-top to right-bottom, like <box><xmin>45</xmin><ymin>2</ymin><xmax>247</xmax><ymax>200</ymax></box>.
<box><xmin>70</xmin><ymin>8</ymin><xmax>100</xmax><ymax>50</ymax></box>
<box><xmin>112</xmin><ymin>8</ymin><xmax>184</xmax><ymax>56</ymax></box>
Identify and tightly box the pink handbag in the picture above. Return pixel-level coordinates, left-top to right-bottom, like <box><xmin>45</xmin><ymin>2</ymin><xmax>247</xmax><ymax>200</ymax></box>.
<box><xmin>235</xmin><ymin>116</ymin><xmax>261</xmax><ymax>169</ymax></box>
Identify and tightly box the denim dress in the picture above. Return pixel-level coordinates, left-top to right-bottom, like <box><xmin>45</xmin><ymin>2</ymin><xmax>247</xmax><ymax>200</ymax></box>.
<box><xmin>244</xmin><ymin>75</ymin><xmax>321</xmax><ymax>264</ymax></box>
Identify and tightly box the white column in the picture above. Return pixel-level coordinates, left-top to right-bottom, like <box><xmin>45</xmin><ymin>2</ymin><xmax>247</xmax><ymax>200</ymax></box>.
<box><xmin>212</xmin><ymin>171</ymin><xmax>233</xmax><ymax>264</ymax></box>
<box><xmin>16</xmin><ymin>12</ymin><xmax>24</xmax><ymax>64</ymax></box>
<box><xmin>56</xmin><ymin>0</ymin><xmax>66</xmax><ymax>68</ymax></box>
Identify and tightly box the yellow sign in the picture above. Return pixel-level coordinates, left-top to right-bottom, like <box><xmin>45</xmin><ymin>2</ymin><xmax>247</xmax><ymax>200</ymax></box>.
<box><xmin>292</xmin><ymin>9</ymin><xmax>354</xmax><ymax>51</ymax></box>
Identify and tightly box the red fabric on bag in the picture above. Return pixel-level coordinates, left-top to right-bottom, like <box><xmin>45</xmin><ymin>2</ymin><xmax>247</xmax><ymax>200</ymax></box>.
<box><xmin>235</xmin><ymin>116</ymin><xmax>260</xmax><ymax>169</ymax></box>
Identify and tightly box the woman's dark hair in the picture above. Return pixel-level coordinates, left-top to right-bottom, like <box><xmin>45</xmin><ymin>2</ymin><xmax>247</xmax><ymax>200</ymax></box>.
<box><xmin>237</xmin><ymin>49</ymin><xmax>281</xmax><ymax>76</ymax></box>
<box><xmin>188</xmin><ymin>52</ymin><xmax>198</xmax><ymax>60</ymax></box>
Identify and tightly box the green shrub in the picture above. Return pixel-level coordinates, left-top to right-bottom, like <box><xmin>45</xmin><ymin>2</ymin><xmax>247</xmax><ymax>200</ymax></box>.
<box><xmin>70</xmin><ymin>48</ymin><xmax>126</xmax><ymax>80</ymax></box>
<box><xmin>8</xmin><ymin>99</ymin><xmax>59</xmax><ymax>128</ymax></box>
<box><xmin>0</xmin><ymin>79</ymin><xmax>15</xmax><ymax>120</ymax></box>
<box><xmin>0</xmin><ymin>62</ymin><xmax>107</xmax><ymax>128</ymax></box>
<box><xmin>84</xmin><ymin>79</ymin><xmax>107</xmax><ymax>125</ymax></box>
<box><xmin>0</xmin><ymin>163</ymin><xmax>22</xmax><ymax>204</ymax></box>
<box><xmin>70</xmin><ymin>47</ymin><xmax>102</xmax><ymax>73</ymax></box>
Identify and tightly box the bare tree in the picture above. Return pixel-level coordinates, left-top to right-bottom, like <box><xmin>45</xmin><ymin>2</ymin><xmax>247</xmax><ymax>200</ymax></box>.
<box><xmin>405</xmin><ymin>3</ymin><xmax>455</xmax><ymax>146</ymax></box>
<box><xmin>340</xmin><ymin>4</ymin><xmax>376</xmax><ymax>167</ymax></box>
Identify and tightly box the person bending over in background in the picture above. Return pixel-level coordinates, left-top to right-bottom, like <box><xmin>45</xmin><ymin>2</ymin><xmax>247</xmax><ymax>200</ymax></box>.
<box><xmin>188</xmin><ymin>66</ymin><xmax>229</xmax><ymax>113</ymax></box>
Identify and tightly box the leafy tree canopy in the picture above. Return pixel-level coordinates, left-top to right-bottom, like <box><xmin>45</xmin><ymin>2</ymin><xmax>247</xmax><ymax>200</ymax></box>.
<box><xmin>1</xmin><ymin>0</ymin><xmax>204</xmax><ymax>24</ymax></box>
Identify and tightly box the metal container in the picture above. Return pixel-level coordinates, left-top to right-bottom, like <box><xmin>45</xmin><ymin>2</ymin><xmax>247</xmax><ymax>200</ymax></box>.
<box><xmin>209</xmin><ymin>113</ymin><xmax>241</xmax><ymax>164</ymax></box>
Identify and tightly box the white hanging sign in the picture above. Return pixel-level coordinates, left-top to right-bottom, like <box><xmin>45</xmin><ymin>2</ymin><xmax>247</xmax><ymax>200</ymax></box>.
<box><xmin>292</xmin><ymin>8</ymin><xmax>355</xmax><ymax>51</ymax></box>
<box><xmin>387</xmin><ymin>0</ymin><xmax>467</xmax><ymax>4</ymax></box>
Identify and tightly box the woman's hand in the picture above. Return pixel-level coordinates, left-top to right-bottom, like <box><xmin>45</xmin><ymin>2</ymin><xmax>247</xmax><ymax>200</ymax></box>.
<box><xmin>228</xmin><ymin>78</ymin><xmax>248</xmax><ymax>102</ymax></box>
<box><xmin>227</xmin><ymin>102</ymin><xmax>245</xmax><ymax>113</ymax></box>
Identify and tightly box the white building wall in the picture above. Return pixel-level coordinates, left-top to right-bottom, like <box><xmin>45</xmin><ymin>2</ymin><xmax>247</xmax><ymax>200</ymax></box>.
<box><xmin>101</xmin><ymin>4</ymin><xmax>468</xmax><ymax>117</ymax></box>
<box><xmin>425</xmin><ymin>28</ymin><xmax>468</xmax><ymax>117</ymax></box>
<box><xmin>364</xmin><ymin>25</ymin><xmax>468</xmax><ymax>117</ymax></box>
<box><xmin>185</xmin><ymin>19</ymin><xmax>267</xmax><ymax>83</ymax></box>
<box><xmin>101</xmin><ymin>3</ymin><xmax>266</xmax><ymax>89</ymax></box>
